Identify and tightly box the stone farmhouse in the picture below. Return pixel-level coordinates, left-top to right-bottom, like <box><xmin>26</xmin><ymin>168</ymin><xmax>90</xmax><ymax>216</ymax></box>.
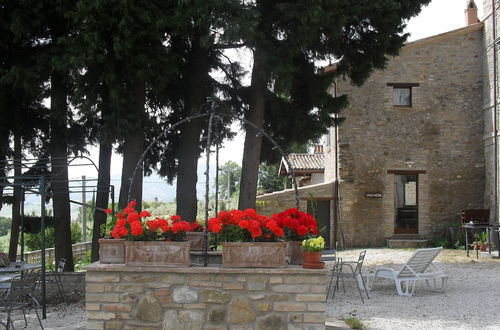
<box><xmin>257</xmin><ymin>0</ymin><xmax>500</xmax><ymax>249</ymax></box>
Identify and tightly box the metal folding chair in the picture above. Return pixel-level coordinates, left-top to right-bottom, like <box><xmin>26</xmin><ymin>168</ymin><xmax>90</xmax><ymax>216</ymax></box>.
<box><xmin>0</xmin><ymin>270</ymin><xmax>44</xmax><ymax>329</ymax></box>
<box><xmin>330</xmin><ymin>250</ymin><xmax>370</xmax><ymax>303</ymax></box>
<box><xmin>320</xmin><ymin>250</ymin><xmax>337</xmax><ymax>300</ymax></box>
<box><xmin>38</xmin><ymin>258</ymin><xmax>67</xmax><ymax>304</ymax></box>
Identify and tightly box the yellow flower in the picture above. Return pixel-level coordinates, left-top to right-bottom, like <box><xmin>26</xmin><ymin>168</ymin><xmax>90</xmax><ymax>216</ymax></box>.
<box><xmin>302</xmin><ymin>236</ymin><xmax>325</xmax><ymax>252</ymax></box>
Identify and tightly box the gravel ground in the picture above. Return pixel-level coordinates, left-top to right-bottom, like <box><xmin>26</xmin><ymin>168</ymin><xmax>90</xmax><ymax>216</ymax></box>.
<box><xmin>20</xmin><ymin>299</ymin><xmax>86</xmax><ymax>329</ymax></box>
<box><xmin>326</xmin><ymin>248</ymin><xmax>500</xmax><ymax>330</ymax></box>
<box><xmin>10</xmin><ymin>248</ymin><xmax>500</xmax><ymax>329</ymax></box>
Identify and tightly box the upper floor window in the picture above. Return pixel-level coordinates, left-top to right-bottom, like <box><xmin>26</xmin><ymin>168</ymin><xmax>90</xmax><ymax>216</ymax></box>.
<box><xmin>387</xmin><ymin>83</ymin><xmax>419</xmax><ymax>108</ymax></box>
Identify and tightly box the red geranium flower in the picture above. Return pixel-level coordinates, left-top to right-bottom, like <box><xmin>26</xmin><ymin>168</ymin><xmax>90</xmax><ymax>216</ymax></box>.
<box><xmin>130</xmin><ymin>220</ymin><xmax>143</xmax><ymax>236</ymax></box>
<box><xmin>140</xmin><ymin>210</ymin><xmax>151</xmax><ymax>218</ymax></box>
<box><xmin>126</xmin><ymin>212</ymin><xmax>140</xmax><ymax>223</ymax></box>
<box><xmin>170</xmin><ymin>215</ymin><xmax>182</xmax><ymax>223</ymax></box>
<box><xmin>208</xmin><ymin>218</ymin><xmax>223</xmax><ymax>233</ymax></box>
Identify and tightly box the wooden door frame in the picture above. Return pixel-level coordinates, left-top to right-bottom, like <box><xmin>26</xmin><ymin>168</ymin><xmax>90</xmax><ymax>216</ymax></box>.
<box><xmin>388</xmin><ymin>170</ymin><xmax>426</xmax><ymax>234</ymax></box>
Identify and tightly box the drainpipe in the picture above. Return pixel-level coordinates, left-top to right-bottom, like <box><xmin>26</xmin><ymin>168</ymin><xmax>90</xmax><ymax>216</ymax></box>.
<box><xmin>492</xmin><ymin>0</ymin><xmax>498</xmax><ymax>226</ymax></box>
<box><xmin>332</xmin><ymin>81</ymin><xmax>343</xmax><ymax>249</ymax></box>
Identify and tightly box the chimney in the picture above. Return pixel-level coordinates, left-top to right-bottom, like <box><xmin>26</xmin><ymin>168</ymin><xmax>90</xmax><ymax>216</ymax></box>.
<box><xmin>465</xmin><ymin>0</ymin><xmax>479</xmax><ymax>26</ymax></box>
<box><xmin>313</xmin><ymin>145</ymin><xmax>324</xmax><ymax>154</ymax></box>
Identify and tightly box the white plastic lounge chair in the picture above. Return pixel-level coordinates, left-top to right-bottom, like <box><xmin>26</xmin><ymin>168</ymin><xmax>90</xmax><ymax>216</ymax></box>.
<box><xmin>368</xmin><ymin>247</ymin><xmax>447</xmax><ymax>297</ymax></box>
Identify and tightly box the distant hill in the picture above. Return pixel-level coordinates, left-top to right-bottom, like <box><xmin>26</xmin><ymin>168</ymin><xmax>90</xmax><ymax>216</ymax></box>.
<box><xmin>0</xmin><ymin>163</ymin><xmax>217</xmax><ymax>220</ymax></box>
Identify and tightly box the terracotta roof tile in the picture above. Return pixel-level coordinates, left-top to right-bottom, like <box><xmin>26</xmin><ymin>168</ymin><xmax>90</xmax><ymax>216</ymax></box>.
<box><xmin>280</xmin><ymin>153</ymin><xmax>325</xmax><ymax>175</ymax></box>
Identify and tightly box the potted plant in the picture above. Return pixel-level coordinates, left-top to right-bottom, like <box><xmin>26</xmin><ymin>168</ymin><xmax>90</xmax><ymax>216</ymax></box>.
<box><xmin>208</xmin><ymin>209</ymin><xmax>286</xmax><ymax>267</ymax></box>
<box><xmin>271</xmin><ymin>208</ymin><xmax>318</xmax><ymax>265</ymax></box>
<box><xmin>473</xmin><ymin>231</ymin><xmax>489</xmax><ymax>252</ymax></box>
<box><xmin>98</xmin><ymin>208</ymin><xmax>126</xmax><ymax>264</ymax></box>
<box><xmin>109</xmin><ymin>201</ymin><xmax>192</xmax><ymax>267</ymax></box>
<box><xmin>302</xmin><ymin>236</ymin><xmax>325</xmax><ymax>269</ymax></box>
<box><xmin>185</xmin><ymin>220</ymin><xmax>206</xmax><ymax>251</ymax></box>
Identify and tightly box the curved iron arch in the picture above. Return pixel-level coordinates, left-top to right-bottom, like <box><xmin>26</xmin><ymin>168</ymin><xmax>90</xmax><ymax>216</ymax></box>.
<box><xmin>127</xmin><ymin>110</ymin><xmax>301</xmax><ymax>209</ymax></box>
<box><xmin>127</xmin><ymin>105</ymin><xmax>303</xmax><ymax>266</ymax></box>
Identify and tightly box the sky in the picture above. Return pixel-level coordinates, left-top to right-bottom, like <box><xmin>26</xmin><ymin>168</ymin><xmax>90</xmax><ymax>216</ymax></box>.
<box><xmin>2</xmin><ymin>0</ymin><xmax>483</xmax><ymax>216</ymax></box>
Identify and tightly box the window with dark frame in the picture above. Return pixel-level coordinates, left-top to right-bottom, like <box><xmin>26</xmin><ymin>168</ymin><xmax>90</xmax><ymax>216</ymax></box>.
<box><xmin>394</xmin><ymin>87</ymin><xmax>411</xmax><ymax>106</ymax></box>
<box><xmin>387</xmin><ymin>83</ymin><xmax>419</xmax><ymax>108</ymax></box>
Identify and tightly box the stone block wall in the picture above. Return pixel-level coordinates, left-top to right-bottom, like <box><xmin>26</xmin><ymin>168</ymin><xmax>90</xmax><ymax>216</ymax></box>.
<box><xmin>256</xmin><ymin>182</ymin><xmax>334</xmax><ymax>216</ymax></box>
<box><xmin>56</xmin><ymin>272</ymin><xmax>86</xmax><ymax>295</ymax></box>
<box><xmin>482</xmin><ymin>0</ymin><xmax>500</xmax><ymax>225</ymax></box>
<box><xmin>85</xmin><ymin>264</ymin><xmax>327</xmax><ymax>330</ymax></box>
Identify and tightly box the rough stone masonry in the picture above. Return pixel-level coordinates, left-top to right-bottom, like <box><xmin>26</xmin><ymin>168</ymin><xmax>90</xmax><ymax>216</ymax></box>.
<box><xmin>85</xmin><ymin>263</ymin><xmax>328</xmax><ymax>330</ymax></box>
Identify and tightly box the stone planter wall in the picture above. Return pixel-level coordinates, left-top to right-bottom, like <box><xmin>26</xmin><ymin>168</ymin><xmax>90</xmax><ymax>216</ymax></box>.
<box><xmin>85</xmin><ymin>263</ymin><xmax>327</xmax><ymax>329</ymax></box>
<box><xmin>45</xmin><ymin>272</ymin><xmax>86</xmax><ymax>299</ymax></box>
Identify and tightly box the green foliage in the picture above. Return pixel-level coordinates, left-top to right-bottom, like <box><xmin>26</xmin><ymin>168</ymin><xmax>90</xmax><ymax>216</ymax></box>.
<box><xmin>454</xmin><ymin>241</ymin><xmax>465</xmax><ymax>250</ymax></box>
<box><xmin>0</xmin><ymin>235</ymin><xmax>10</xmax><ymax>253</ymax></box>
<box><xmin>217</xmin><ymin>161</ymin><xmax>241</xmax><ymax>200</ymax></box>
<box><xmin>144</xmin><ymin>201</ymin><xmax>177</xmax><ymax>219</ymax></box>
<box><xmin>25</xmin><ymin>221</ymin><xmax>82</xmax><ymax>251</ymax></box>
<box><xmin>215</xmin><ymin>225</ymin><xmax>249</xmax><ymax>243</ymax></box>
<box><xmin>0</xmin><ymin>217</ymin><xmax>11</xmax><ymax>236</ymax></box>
<box><xmin>345</xmin><ymin>317</ymin><xmax>364</xmax><ymax>329</ymax></box>
<box><xmin>258</xmin><ymin>163</ymin><xmax>289</xmax><ymax>194</ymax></box>
<box><xmin>475</xmin><ymin>231</ymin><xmax>489</xmax><ymax>244</ymax></box>
<box><xmin>75</xmin><ymin>250</ymin><xmax>92</xmax><ymax>271</ymax></box>
<box><xmin>432</xmin><ymin>237</ymin><xmax>452</xmax><ymax>249</ymax></box>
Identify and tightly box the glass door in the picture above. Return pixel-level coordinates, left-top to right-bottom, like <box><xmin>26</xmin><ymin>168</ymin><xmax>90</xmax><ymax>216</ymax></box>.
<box><xmin>394</xmin><ymin>174</ymin><xmax>418</xmax><ymax>234</ymax></box>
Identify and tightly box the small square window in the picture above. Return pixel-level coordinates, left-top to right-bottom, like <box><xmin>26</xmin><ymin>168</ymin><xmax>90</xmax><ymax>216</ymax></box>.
<box><xmin>387</xmin><ymin>83</ymin><xmax>419</xmax><ymax>108</ymax></box>
<box><xmin>394</xmin><ymin>87</ymin><xmax>411</xmax><ymax>107</ymax></box>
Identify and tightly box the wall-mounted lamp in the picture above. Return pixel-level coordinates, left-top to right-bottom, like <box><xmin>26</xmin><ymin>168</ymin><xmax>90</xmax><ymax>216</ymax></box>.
<box><xmin>404</xmin><ymin>158</ymin><xmax>415</xmax><ymax>167</ymax></box>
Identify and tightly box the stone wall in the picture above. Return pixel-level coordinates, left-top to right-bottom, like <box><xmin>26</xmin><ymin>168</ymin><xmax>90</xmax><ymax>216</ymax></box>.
<box><xmin>326</xmin><ymin>24</ymin><xmax>485</xmax><ymax>246</ymax></box>
<box><xmin>85</xmin><ymin>264</ymin><xmax>327</xmax><ymax>330</ymax></box>
<box><xmin>256</xmin><ymin>181</ymin><xmax>334</xmax><ymax>217</ymax></box>
<box><xmin>482</xmin><ymin>0</ymin><xmax>500</xmax><ymax>225</ymax></box>
<box><xmin>56</xmin><ymin>272</ymin><xmax>86</xmax><ymax>296</ymax></box>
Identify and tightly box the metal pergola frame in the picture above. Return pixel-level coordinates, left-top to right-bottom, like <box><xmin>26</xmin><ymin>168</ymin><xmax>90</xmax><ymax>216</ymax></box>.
<box><xmin>127</xmin><ymin>98</ymin><xmax>301</xmax><ymax>267</ymax></box>
<box><xmin>0</xmin><ymin>155</ymin><xmax>114</xmax><ymax>318</ymax></box>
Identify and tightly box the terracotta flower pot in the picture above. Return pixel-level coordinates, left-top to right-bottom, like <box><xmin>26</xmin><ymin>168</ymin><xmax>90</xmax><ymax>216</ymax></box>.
<box><xmin>286</xmin><ymin>241</ymin><xmax>304</xmax><ymax>265</ymax></box>
<box><xmin>303</xmin><ymin>251</ymin><xmax>325</xmax><ymax>269</ymax></box>
<box><xmin>99</xmin><ymin>238</ymin><xmax>125</xmax><ymax>264</ymax></box>
<box><xmin>480</xmin><ymin>244</ymin><xmax>487</xmax><ymax>252</ymax></box>
<box><xmin>222</xmin><ymin>242</ymin><xmax>286</xmax><ymax>268</ymax></box>
<box><xmin>125</xmin><ymin>241</ymin><xmax>191</xmax><ymax>267</ymax></box>
<box><xmin>186</xmin><ymin>232</ymin><xmax>205</xmax><ymax>251</ymax></box>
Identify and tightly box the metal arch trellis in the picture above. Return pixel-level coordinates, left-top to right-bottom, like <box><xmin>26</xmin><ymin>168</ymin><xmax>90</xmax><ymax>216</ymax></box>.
<box><xmin>0</xmin><ymin>155</ymin><xmax>115</xmax><ymax>319</ymax></box>
<box><xmin>127</xmin><ymin>98</ymin><xmax>302</xmax><ymax>267</ymax></box>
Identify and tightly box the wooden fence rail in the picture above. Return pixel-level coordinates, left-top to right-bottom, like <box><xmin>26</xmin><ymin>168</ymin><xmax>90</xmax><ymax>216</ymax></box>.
<box><xmin>16</xmin><ymin>242</ymin><xmax>92</xmax><ymax>264</ymax></box>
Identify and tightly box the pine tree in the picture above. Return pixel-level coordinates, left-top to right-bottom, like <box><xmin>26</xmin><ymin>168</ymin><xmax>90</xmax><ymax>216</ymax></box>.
<box><xmin>238</xmin><ymin>0</ymin><xmax>432</xmax><ymax>209</ymax></box>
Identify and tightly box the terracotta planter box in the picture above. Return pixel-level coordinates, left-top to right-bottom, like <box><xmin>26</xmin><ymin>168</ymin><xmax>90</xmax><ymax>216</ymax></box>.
<box><xmin>125</xmin><ymin>241</ymin><xmax>191</xmax><ymax>267</ymax></box>
<box><xmin>186</xmin><ymin>232</ymin><xmax>205</xmax><ymax>251</ymax></box>
<box><xmin>222</xmin><ymin>242</ymin><xmax>286</xmax><ymax>268</ymax></box>
<box><xmin>99</xmin><ymin>238</ymin><xmax>125</xmax><ymax>264</ymax></box>
<box><xmin>286</xmin><ymin>241</ymin><xmax>304</xmax><ymax>265</ymax></box>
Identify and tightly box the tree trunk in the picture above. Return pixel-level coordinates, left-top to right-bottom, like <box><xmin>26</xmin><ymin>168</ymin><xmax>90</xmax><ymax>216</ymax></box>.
<box><xmin>91</xmin><ymin>141</ymin><xmax>112</xmax><ymax>262</ymax></box>
<box><xmin>50</xmin><ymin>70</ymin><xmax>74</xmax><ymax>271</ymax></box>
<box><xmin>175</xmin><ymin>40</ymin><xmax>210</xmax><ymax>221</ymax></box>
<box><xmin>0</xmin><ymin>128</ymin><xmax>9</xmax><ymax>211</ymax></box>
<box><xmin>8</xmin><ymin>133</ymin><xmax>22</xmax><ymax>261</ymax></box>
<box><xmin>118</xmin><ymin>79</ymin><xmax>145</xmax><ymax>209</ymax></box>
<box><xmin>238</xmin><ymin>48</ymin><xmax>268</xmax><ymax>210</ymax></box>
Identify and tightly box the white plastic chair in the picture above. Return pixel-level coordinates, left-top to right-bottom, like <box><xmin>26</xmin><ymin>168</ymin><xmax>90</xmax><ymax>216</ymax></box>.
<box><xmin>368</xmin><ymin>247</ymin><xmax>447</xmax><ymax>297</ymax></box>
